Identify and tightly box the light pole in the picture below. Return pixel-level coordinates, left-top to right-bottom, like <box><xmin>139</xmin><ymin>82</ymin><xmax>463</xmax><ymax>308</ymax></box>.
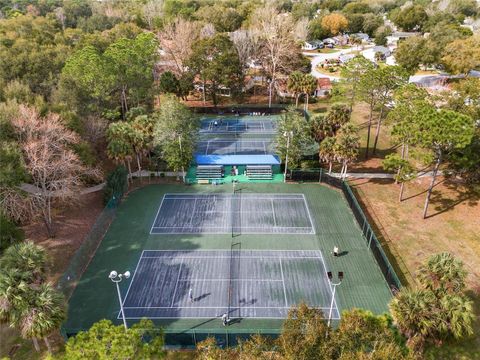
<box><xmin>283</xmin><ymin>131</ymin><xmax>293</xmax><ymax>183</ymax></box>
<box><xmin>178</xmin><ymin>135</ymin><xmax>185</xmax><ymax>183</ymax></box>
<box><xmin>326</xmin><ymin>271</ymin><xmax>344</xmax><ymax>336</ymax></box>
<box><xmin>109</xmin><ymin>270</ymin><xmax>131</xmax><ymax>330</ymax></box>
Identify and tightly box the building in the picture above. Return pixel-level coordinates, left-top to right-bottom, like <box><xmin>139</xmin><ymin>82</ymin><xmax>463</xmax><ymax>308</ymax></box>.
<box><xmin>314</xmin><ymin>78</ymin><xmax>332</xmax><ymax>97</ymax></box>
<box><xmin>387</xmin><ymin>32</ymin><xmax>420</xmax><ymax>46</ymax></box>
<box><xmin>302</xmin><ymin>40</ymin><xmax>324</xmax><ymax>50</ymax></box>
<box><xmin>362</xmin><ymin>46</ymin><xmax>391</xmax><ymax>62</ymax></box>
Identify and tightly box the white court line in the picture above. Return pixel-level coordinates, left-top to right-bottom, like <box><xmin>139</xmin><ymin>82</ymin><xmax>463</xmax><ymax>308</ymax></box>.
<box><xmin>124</xmin><ymin>306</ymin><xmax>332</xmax><ymax>309</ymax></box>
<box><xmin>188</xmin><ymin>199</ymin><xmax>197</xmax><ymax>225</ymax></box>
<box><xmin>122</xmin><ymin>316</ymin><xmax>341</xmax><ymax>320</ymax></box>
<box><xmin>271</xmin><ymin>199</ymin><xmax>277</xmax><ymax>227</ymax></box>
<box><xmin>149</xmin><ymin>195</ymin><xmax>166</xmax><ymax>235</ymax></box>
<box><xmin>302</xmin><ymin>193</ymin><xmax>316</xmax><ymax>235</ymax></box>
<box><xmin>318</xmin><ymin>250</ymin><xmax>341</xmax><ymax>319</ymax></box>
<box><xmin>205</xmin><ymin>140</ymin><xmax>210</xmax><ymax>155</ymax></box>
<box><xmin>279</xmin><ymin>258</ymin><xmax>288</xmax><ymax>308</ymax></box>
<box><xmin>152</xmin><ymin>225</ymin><xmax>313</xmax><ymax>229</ymax></box>
<box><xmin>142</xmin><ymin>256</ymin><xmax>323</xmax><ymax>260</ymax></box>
<box><xmin>118</xmin><ymin>249</ymin><xmax>146</xmax><ymax>316</ymax></box>
<box><xmin>162</xmin><ymin>193</ymin><xmax>306</xmax><ymax>197</ymax></box>
<box><xmin>177</xmin><ymin>279</ymin><xmax>283</xmax><ymax>282</ymax></box>
<box><xmin>170</xmin><ymin>257</ymin><xmax>184</xmax><ymax>307</ymax></box>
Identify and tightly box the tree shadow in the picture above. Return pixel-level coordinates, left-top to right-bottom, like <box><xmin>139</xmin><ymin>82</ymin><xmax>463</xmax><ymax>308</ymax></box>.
<box><xmin>425</xmin><ymin>181</ymin><xmax>480</xmax><ymax>219</ymax></box>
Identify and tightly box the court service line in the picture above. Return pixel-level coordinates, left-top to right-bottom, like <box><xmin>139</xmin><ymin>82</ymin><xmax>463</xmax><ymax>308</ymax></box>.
<box><xmin>279</xmin><ymin>258</ymin><xmax>288</xmax><ymax>308</ymax></box>
<box><xmin>170</xmin><ymin>258</ymin><xmax>184</xmax><ymax>307</ymax></box>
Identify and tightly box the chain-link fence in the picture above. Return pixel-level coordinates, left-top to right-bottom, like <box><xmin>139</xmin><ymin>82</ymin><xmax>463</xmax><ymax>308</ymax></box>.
<box><xmin>289</xmin><ymin>168</ymin><xmax>402</xmax><ymax>291</ymax></box>
<box><xmin>57</xmin><ymin>196</ymin><xmax>120</xmax><ymax>300</ymax></box>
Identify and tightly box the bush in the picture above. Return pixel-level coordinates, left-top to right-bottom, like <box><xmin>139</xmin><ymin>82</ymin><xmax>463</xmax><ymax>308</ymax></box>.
<box><xmin>0</xmin><ymin>214</ymin><xmax>25</xmax><ymax>253</ymax></box>
<box><xmin>103</xmin><ymin>166</ymin><xmax>128</xmax><ymax>205</ymax></box>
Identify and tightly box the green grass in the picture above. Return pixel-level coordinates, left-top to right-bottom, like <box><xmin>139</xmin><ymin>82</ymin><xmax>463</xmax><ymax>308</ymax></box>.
<box><xmin>64</xmin><ymin>183</ymin><xmax>392</xmax><ymax>344</ymax></box>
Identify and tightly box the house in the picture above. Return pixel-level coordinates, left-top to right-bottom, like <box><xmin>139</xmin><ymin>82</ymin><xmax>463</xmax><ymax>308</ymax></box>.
<box><xmin>387</xmin><ymin>32</ymin><xmax>420</xmax><ymax>46</ymax></box>
<box><xmin>333</xmin><ymin>35</ymin><xmax>349</xmax><ymax>46</ymax></box>
<box><xmin>351</xmin><ymin>33</ymin><xmax>369</xmax><ymax>42</ymax></box>
<box><xmin>302</xmin><ymin>40</ymin><xmax>324</xmax><ymax>50</ymax></box>
<box><xmin>361</xmin><ymin>46</ymin><xmax>392</xmax><ymax>62</ymax></box>
<box><xmin>314</xmin><ymin>78</ymin><xmax>332</xmax><ymax>97</ymax></box>
<box><xmin>323</xmin><ymin>38</ymin><xmax>337</xmax><ymax>45</ymax></box>
<box><xmin>339</xmin><ymin>53</ymin><xmax>356</xmax><ymax>64</ymax></box>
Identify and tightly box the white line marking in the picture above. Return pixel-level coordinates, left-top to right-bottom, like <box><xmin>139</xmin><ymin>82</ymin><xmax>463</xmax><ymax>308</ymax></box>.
<box><xmin>188</xmin><ymin>199</ymin><xmax>197</xmax><ymax>225</ymax></box>
<box><xmin>149</xmin><ymin>195</ymin><xmax>166</xmax><ymax>235</ymax></box>
<box><xmin>122</xmin><ymin>316</ymin><xmax>342</xmax><ymax>320</ymax></box>
<box><xmin>302</xmin><ymin>193</ymin><xmax>316</xmax><ymax>235</ymax></box>
<box><xmin>176</xmin><ymin>279</ymin><xmax>283</xmax><ymax>282</ymax></box>
<box><xmin>170</xmin><ymin>258</ymin><xmax>184</xmax><ymax>307</ymax></box>
<box><xmin>318</xmin><ymin>251</ymin><xmax>341</xmax><ymax>320</ymax></box>
<box><xmin>120</xmin><ymin>250</ymin><xmax>145</xmax><ymax>308</ymax></box>
<box><xmin>271</xmin><ymin>199</ymin><xmax>277</xmax><ymax>227</ymax></box>
<box><xmin>124</xmin><ymin>306</ymin><xmax>333</xmax><ymax>309</ymax></box>
<box><xmin>279</xmin><ymin>258</ymin><xmax>288</xmax><ymax>308</ymax></box>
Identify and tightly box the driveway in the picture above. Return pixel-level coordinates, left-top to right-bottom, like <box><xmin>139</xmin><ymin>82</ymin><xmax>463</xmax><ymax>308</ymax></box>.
<box><xmin>305</xmin><ymin>45</ymin><xmax>373</xmax><ymax>81</ymax></box>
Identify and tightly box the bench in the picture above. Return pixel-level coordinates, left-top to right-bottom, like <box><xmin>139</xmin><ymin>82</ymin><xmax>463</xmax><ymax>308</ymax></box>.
<box><xmin>198</xmin><ymin>179</ymin><xmax>210</xmax><ymax>184</ymax></box>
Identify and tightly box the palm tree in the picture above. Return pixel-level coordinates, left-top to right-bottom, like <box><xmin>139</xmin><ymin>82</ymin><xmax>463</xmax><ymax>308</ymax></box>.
<box><xmin>300</xmin><ymin>74</ymin><xmax>317</xmax><ymax>111</ymax></box>
<box><xmin>18</xmin><ymin>283</ymin><xmax>66</xmax><ymax>352</ymax></box>
<box><xmin>319</xmin><ymin>137</ymin><xmax>337</xmax><ymax>174</ymax></box>
<box><xmin>439</xmin><ymin>294</ymin><xmax>474</xmax><ymax>340</ymax></box>
<box><xmin>0</xmin><ymin>241</ymin><xmax>48</xmax><ymax>284</ymax></box>
<box><xmin>334</xmin><ymin>123</ymin><xmax>360</xmax><ymax>179</ymax></box>
<box><xmin>417</xmin><ymin>252</ymin><xmax>467</xmax><ymax>296</ymax></box>
<box><xmin>389</xmin><ymin>288</ymin><xmax>439</xmax><ymax>350</ymax></box>
<box><xmin>287</xmin><ymin>71</ymin><xmax>304</xmax><ymax>107</ymax></box>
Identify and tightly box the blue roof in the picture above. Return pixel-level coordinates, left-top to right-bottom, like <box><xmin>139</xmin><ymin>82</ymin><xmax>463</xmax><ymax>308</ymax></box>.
<box><xmin>195</xmin><ymin>154</ymin><xmax>280</xmax><ymax>166</ymax></box>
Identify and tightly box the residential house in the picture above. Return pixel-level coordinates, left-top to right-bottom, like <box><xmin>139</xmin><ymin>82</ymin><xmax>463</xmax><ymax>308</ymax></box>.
<box><xmin>351</xmin><ymin>33</ymin><xmax>370</xmax><ymax>42</ymax></box>
<box><xmin>362</xmin><ymin>46</ymin><xmax>391</xmax><ymax>62</ymax></box>
<box><xmin>339</xmin><ymin>53</ymin><xmax>356</xmax><ymax>64</ymax></box>
<box><xmin>302</xmin><ymin>40</ymin><xmax>324</xmax><ymax>50</ymax></box>
<box><xmin>387</xmin><ymin>32</ymin><xmax>420</xmax><ymax>46</ymax></box>
<box><xmin>314</xmin><ymin>78</ymin><xmax>332</xmax><ymax>97</ymax></box>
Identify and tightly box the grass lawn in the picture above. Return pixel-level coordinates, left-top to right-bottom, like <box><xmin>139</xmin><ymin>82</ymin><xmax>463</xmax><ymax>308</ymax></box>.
<box><xmin>315</xmin><ymin>65</ymin><xmax>341</xmax><ymax>77</ymax></box>
<box><xmin>350</xmin><ymin>177</ymin><xmax>480</xmax><ymax>359</ymax></box>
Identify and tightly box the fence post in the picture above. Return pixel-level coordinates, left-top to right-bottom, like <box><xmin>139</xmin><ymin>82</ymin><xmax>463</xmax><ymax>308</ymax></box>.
<box><xmin>193</xmin><ymin>330</ymin><xmax>196</xmax><ymax>346</ymax></box>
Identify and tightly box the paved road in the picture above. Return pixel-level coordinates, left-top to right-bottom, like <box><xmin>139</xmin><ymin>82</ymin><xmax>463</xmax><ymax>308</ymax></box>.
<box><xmin>305</xmin><ymin>45</ymin><xmax>373</xmax><ymax>80</ymax></box>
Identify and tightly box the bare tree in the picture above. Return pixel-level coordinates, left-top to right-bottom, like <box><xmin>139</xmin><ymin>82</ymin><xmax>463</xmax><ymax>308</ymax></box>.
<box><xmin>143</xmin><ymin>0</ymin><xmax>164</xmax><ymax>30</ymax></box>
<box><xmin>157</xmin><ymin>19</ymin><xmax>201</xmax><ymax>75</ymax></box>
<box><xmin>251</xmin><ymin>4</ymin><xmax>298</xmax><ymax>107</ymax></box>
<box><xmin>294</xmin><ymin>17</ymin><xmax>309</xmax><ymax>43</ymax></box>
<box><xmin>200</xmin><ymin>23</ymin><xmax>216</xmax><ymax>39</ymax></box>
<box><xmin>230</xmin><ymin>30</ymin><xmax>261</xmax><ymax>75</ymax></box>
<box><xmin>54</xmin><ymin>7</ymin><xmax>66</xmax><ymax>31</ymax></box>
<box><xmin>10</xmin><ymin>106</ymin><xmax>100</xmax><ymax>237</ymax></box>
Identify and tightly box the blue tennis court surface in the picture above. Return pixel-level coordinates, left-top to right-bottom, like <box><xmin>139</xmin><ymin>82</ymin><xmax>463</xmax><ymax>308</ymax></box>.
<box><xmin>199</xmin><ymin>116</ymin><xmax>277</xmax><ymax>134</ymax></box>
<box><xmin>150</xmin><ymin>193</ymin><xmax>315</xmax><ymax>234</ymax></box>
<box><xmin>196</xmin><ymin>138</ymin><xmax>274</xmax><ymax>155</ymax></box>
<box><xmin>120</xmin><ymin>250</ymin><xmax>340</xmax><ymax>320</ymax></box>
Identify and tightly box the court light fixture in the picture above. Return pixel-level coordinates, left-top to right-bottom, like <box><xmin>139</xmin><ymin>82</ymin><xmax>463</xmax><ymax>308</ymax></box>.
<box><xmin>109</xmin><ymin>270</ymin><xmax>131</xmax><ymax>330</ymax></box>
<box><xmin>326</xmin><ymin>270</ymin><xmax>344</xmax><ymax>336</ymax></box>
<box><xmin>283</xmin><ymin>131</ymin><xmax>294</xmax><ymax>183</ymax></box>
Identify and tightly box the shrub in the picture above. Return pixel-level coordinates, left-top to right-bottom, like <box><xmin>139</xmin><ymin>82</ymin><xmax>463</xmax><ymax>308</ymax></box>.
<box><xmin>103</xmin><ymin>166</ymin><xmax>128</xmax><ymax>205</ymax></box>
<box><xmin>0</xmin><ymin>214</ymin><xmax>25</xmax><ymax>253</ymax></box>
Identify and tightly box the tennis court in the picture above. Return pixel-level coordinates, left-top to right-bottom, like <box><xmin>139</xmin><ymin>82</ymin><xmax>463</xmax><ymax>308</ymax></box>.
<box><xmin>120</xmin><ymin>250</ymin><xmax>339</xmax><ymax>319</ymax></box>
<box><xmin>150</xmin><ymin>193</ymin><xmax>315</xmax><ymax>235</ymax></box>
<box><xmin>195</xmin><ymin>138</ymin><xmax>274</xmax><ymax>155</ymax></box>
<box><xmin>199</xmin><ymin>117</ymin><xmax>277</xmax><ymax>134</ymax></box>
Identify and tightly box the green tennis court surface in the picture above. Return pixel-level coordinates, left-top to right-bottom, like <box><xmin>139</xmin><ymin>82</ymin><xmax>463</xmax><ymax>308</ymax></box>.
<box><xmin>64</xmin><ymin>183</ymin><xmax>392</xmax><ymax>339</ymax></box>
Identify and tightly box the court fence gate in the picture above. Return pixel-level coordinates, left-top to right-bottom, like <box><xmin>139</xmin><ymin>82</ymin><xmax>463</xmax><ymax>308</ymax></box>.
<box><xmin>289</xmin><ymin>168</ymin><xmax>402</xmax><ymax>292</ymax></box>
